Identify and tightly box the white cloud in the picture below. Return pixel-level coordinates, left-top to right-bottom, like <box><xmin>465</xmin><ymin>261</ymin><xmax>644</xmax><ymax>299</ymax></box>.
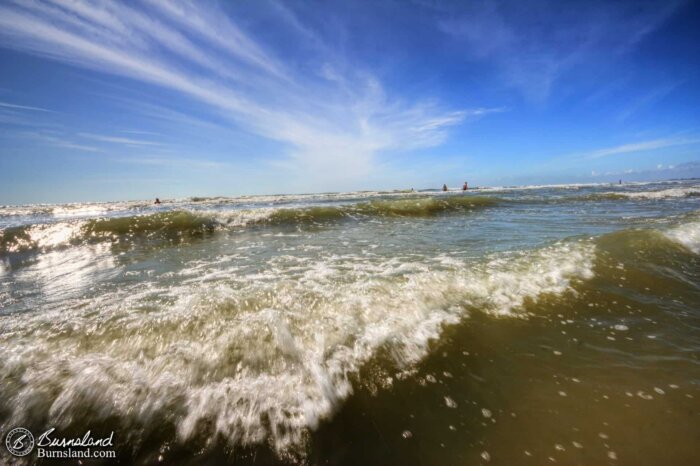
<box><xmin>16</xmin><ymin>130</ymin><xmax>103</xmax><ymax>152</ymax></box>
<box><xmin>616</xmin><ymin>81</ymin><xmax>682</xmax><ymax>122</ymax></box>
<box><xmin>78</xmin><ymin>133</ymin><xmax>162</xmax><ymax>146</ymax></box>
<box><xmin>0</xmin><ymin>0</ymin><xmax>496</xmax><ymax>182</ymax></box>
<box><xmin>582</xmin><ymin>137</ymin><xmax>700</xmax><ymax>159</ymax></box>
<box><xmin>0</xmin><ymin>101</ymin><xmax>52</xmax><ymax>112</ymax></box>
<box><xmin>439</xmin><ymin>0</ymin><xmax>683</xmax><ymax>101</ymax></box>
<box><xmin>110</xmin><ymin>154</ymin><xmax>227</xmax><ymax>170</ymax></box>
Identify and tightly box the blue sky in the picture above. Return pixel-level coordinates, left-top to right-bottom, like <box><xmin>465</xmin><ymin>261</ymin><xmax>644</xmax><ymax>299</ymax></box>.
<box><xmin>0</xmin><ymin>0</ymin><xmax>699</xmax><ymax>204</ymax></box>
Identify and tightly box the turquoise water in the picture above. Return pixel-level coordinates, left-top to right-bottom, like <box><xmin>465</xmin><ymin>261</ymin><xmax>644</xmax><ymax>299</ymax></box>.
<box><xmin>0</xmin><ymin>180</ymin><xmax>699</xmax><ymax>465</ymax></box>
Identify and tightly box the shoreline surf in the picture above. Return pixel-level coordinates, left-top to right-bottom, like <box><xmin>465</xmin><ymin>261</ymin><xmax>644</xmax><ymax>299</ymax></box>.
<box><xmin>1</xmin><ymin>179</ymin><xmax>699</xmax><ymax>465</ymax></box>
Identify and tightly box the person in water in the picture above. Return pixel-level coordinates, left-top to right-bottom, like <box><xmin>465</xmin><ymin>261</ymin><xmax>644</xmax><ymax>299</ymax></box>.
<box><xmin>463</xmin><ymin>181</ymin><xmax>468</xmax><ymax>191</ymax></box>
<box><xmin>154</xmin><ymin>198</ymin><xmax>162</xmax><ymax>204</ymax></box>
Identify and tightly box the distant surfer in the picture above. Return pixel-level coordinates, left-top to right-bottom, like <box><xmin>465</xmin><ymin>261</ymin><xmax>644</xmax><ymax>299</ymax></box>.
<box><xmin>154</xmin><ymin>198</ymin><xmax>162</xmax><ymax>204</ymax></box>
<box><xmin>442</xmin><ymin>184</ymin><xmax>448</xmax><ymax>192</ymax></box>
<box><xmin>462</xmin><ymin>181</ymin><xmax>468</xmax><ymax>191</ymax></box>
<box><xmin>619</xmin><ymin>179</ymin><xmax>622</xmax><ymax>185</ymax></box>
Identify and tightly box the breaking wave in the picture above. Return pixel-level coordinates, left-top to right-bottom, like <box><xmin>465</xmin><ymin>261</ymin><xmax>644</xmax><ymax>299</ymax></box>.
<box><xmin>0</xmin><ymin>237</ymin><xmax>595</xmax><ymax>456</ymax></box>
<box><xmin>665</xmin><ymin>220</ymin><xmax>700</xmax><ymax>254</ymax></box>
<box><xmin>1</xmin><ymin>211</ymin><xmax>699</xmax><ymax>458</ymax></box>
<box><xmin>0</xmin><ymin>196</ymin><xmax>500</xmax><ymax>254</ymax></box>
<box><xmin>590</xmin><ymin>186</ymin><xmax>700</xmax><ymax>200</ymax></box>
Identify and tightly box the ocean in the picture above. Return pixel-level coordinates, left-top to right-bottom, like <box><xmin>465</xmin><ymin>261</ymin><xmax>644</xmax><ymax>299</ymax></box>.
<box><xmin>0</xmin><ymin>179</ymin><xmax>698</xmax><ymax>465</ymax></box>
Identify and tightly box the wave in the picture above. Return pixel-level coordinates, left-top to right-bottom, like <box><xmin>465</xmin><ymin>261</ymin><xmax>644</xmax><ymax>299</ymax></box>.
<box><xmin>83</xmin><ymin>210</ymin><xmax>219</xmax><ymax>237</ymax></box>
<box><xmin>2</xmin><ymin>183</ymin><xmax>698</xmax><ymax>228</ymax></box>
<box><xmin>665</xmin><ymin>220</ymin><xmax>700</xmax><ymax>254</ymax></box>
<box><xmin>0</xmin><ymin>238</ymin><xmax>595</xmax><ymax>456</ymax></box>
<box><xmin>265</xmin><ymin>195</ymin><xmax>499</xmax><ymax>221</ymax></box>
<box><xmin>0</xmin><ymin>221</ymin><xmax>84</xmax><ymax>254</ymax></box>
<box><xmin>590</xmin><ymin>186</ymin><xmax>700</xmax><ymax>200</ymax></box>
<box><xmin>1</xmin><ymin>196</ymin><xmax>500</xmax><ymax>254</ymax></box>
<box><xmin>1</xmin><ymin>217</ymin><xmax>699</xmax><ymax>457</ymax></box>
<box><xmin>4</xmin><ymin>189</ymin><xmax>700</xmax><ymax>258</ymax></box>
<box><xmin>473</xmin><ymin>178</ymin><xmax>698</xmax><ymax>194</ymax></box>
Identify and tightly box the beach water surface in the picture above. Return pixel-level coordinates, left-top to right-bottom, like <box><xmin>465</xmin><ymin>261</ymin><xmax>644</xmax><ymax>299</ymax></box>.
<box><xmin>0</xmin><ymin>180</ymin><xmax>699</xmax><ymax>465</ymax></box>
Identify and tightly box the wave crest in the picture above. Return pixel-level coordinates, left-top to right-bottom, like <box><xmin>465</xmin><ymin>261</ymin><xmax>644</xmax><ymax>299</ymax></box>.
<box><xmin>0</xmin><ymin>239</ymin><xmax>594</xmax><ymax>455</ymax></box>
<box><xmin>593</xmin><ymin>187</ymin><xmax>700</xmax><ymax>200</ymax></box>
<box><xmin>1</xmin><ymin>196</ymin><xmax>500</xmax><ymax>254</ymax></box>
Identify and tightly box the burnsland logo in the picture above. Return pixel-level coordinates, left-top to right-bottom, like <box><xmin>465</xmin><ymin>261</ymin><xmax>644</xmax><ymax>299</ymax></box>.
<box><xmin>5</xmin><ymin>427</ymin><xmax>35</xmax><ymax>457</ymax></box>
<box><xmin>4</xmin><ymin>427</ymin><xmax>116</xmax><ymax>459</ymax></box>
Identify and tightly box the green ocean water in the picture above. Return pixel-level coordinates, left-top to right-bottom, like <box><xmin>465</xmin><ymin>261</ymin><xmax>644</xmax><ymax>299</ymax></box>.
<box><xmin>0</xmin><ymin>180</ymin><xmax>698</xmax><ymax>465</ymax></box>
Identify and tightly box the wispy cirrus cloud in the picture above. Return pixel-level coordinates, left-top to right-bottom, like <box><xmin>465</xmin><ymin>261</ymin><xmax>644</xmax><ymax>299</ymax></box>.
<box><xmin>14</xmin><ymin>130</ymin><xmax>102</xmax><ymax>152</ymax></box>
<box><xmin>49</xmin><ymin>141</ymin><xmax>102</xmax><ymax>152</ymax></box>
<box><xmin>616</xmin><ymin>81</ymin><xmax>683</xmax><ymax>122</ymax></box>
<box><xmin>110</xmin><ymin>154</ymin><xmax>227</xmax><ymax>170</ymax></box>
<box><xmin>78</xmin><ymin>133</ymin><xmax>162</xmax><ymax>146</ymax></box>
<box><xmin>0</xmin><ymin>101</ymin><xmax>53</xmax><ymax>112</ymax></box>
<box><xmin>582</xmin><ymin>136</ymin><xmax>700</xmax><ymax>159</ymax></box>
<box><xmin>0</xmin><ymin>0</ymin><xmax>496</xmax><ymax>182</ymax></box>
<box><xmin>7</xmin><ymin>127</ymin><xmax>166</xmax><ymax>153</ymax></box>
<box><xmin>438</xmin><ymin>0</ymin><xmax>684</xmax><ymax>101</ymax></box>
<box><xmin>0</xmin><ymin>100</ymin><xmax>55</xmax><ymax>126</ymax></box>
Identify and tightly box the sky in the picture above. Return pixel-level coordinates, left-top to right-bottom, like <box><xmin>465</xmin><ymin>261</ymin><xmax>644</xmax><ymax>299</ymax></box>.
<box><xmin>0</xmin><ymin>0</ymin><xmax>699</xmax><ymax>204</ymax></box>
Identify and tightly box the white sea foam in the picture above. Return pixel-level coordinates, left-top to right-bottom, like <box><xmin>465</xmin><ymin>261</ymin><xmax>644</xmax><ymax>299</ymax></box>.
<box><xmin>602</xmin><ymin>186</ymin><xmax>700</xmax><ymax>200</ymax></box>
<box><xmin>27</xmin><ymin>221</ymin><xmax>84</xmax><ymax>248</ymax></box>
<box><xmin>461</xmin><ymin>241</ymin><xmax>595</xmax><ymax>316</ymax></box>
<box><xmin>52</xmin><ymin>205</ymin><xmax>109</xmax><ymax>217</ymax></box>
<box><xmin>209</xmin><ymin>208</ymin><xmax>278</xmax><ymax>227</ymax></box>
<box><xmin>1</xmin><ymin>221</ymin><xmax>85</xmax><ymax>252</ymax></box>
<box><xmin>665</xmin><ymin>221</ymin><xmax>700</xmax><ymax>253</ymax></box>
<box><xmin>475</xmin><ymin>182</ymin><xmax>601</xmax><ymax>193</ymax></box>
<box><xmin>0</xmin><ymin>240</ymin><xmax>595</xmax><ymax>455</ymax></box>
<box><xmin>14</xmin><ymin>243</ymin><xmax>118</xmax><ymax>302</ymax></box>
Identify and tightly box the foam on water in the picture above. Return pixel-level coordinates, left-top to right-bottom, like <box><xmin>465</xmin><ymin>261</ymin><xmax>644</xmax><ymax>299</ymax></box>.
<box><xmin>600</xmin><ymin>186</ymin><xmax>700</xmax><ymax>200</ymax></box>
<box><xmin>1</xmin><ymin>196</ymin><xmax>503</xmax><ymax>254</ymax></box>
<box><xmin>52</xmin><ymin>205</ymin><xmax>111</xmax><ymax>218</ymax></box>
<box><xmin>25</xmin><ymin>222</ymin><xmax>84</xmax><ymax>249</ymax></box>
<box><xmin>0</xmin><ymin>221</ymin><xmax>85</xmax><ymax>253</ymax></box>
<box><xmin>461</xmin><ymin>241</ymin><xmax>595</xmax><ymax>315</ymax></box>
<box><xmin>665</xmin><ymin>220</ymin><xmax>700</xmax><ymax>253</ymax></box>
<box><xmin>0</xmin><ymin>240</ymin><xmax>595</xmax><ymax>455</ymax></box>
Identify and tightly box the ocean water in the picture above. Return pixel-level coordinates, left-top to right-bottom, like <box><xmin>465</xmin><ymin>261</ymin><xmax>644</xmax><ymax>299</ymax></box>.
<box><xmin>0</xmin><ymin>180</ymin><xmax>698</xmax><ymax>465</ymax></box>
